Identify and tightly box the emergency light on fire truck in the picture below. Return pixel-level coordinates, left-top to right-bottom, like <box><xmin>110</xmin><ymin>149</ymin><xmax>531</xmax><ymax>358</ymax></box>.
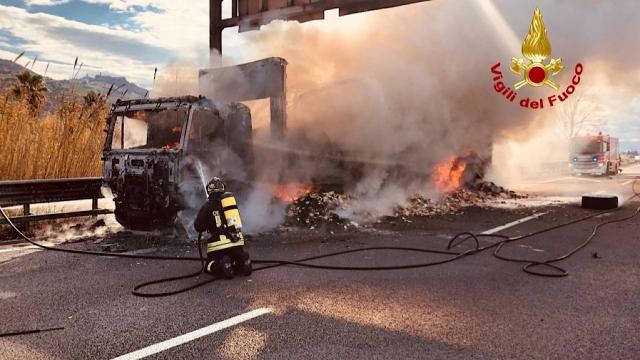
<box><xmin>569</xmin><ymin>132</ymin><xmax>621</xmax><ymax>176</ymax></box>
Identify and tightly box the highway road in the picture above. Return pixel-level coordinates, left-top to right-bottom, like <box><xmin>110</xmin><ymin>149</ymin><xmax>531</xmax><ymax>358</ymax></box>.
<box><xmin>511</xmin><ymin>163</ymin><xmax>640</xmax><ymax>199</ymax></box>
<box><xmin>1</xmin><ymin>167</ymin><xmax>639</xmax><ymax>359</ymax></box>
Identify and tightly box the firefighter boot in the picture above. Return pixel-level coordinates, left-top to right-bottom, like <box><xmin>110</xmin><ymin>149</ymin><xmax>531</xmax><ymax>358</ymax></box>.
<box><xmin>233</xmin><ymin>251</ymin><xmax>252</xmax><ymax>276</ymax></box>
<box><xmin>206</xmin><ymin>255</ymin><xmax>234</xmax><ymax>279</ymax></box>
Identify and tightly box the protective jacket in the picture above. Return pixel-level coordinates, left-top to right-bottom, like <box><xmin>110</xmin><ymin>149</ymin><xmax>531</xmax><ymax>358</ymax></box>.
<box><xmin>194</xmin><ymin>192</ymin><xmax>244</xmax><ymax>254</ymax></box>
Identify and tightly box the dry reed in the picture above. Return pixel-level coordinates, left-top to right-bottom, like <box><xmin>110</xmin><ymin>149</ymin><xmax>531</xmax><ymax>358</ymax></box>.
<box><xmin>0</xmin><ymin>89</ymin><xmax>108</xmax><ymax>180</ymax></box>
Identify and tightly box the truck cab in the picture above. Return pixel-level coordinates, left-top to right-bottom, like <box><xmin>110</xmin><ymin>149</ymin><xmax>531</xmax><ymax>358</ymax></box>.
<box><xmin>103</xmin><ymin>96</ymin><xmax>252</xmax><ymax>229</ymax></box>
<box><xmin>569</xmin><ymin>134</ymin><xmax>620</xmax><ymax>176</ymax></box>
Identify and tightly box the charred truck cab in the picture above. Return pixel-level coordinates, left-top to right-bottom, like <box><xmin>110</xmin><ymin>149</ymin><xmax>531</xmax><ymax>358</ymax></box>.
<box><xmin>103</xmin><ymin>96</ymin><xmax>252</xmax><ymax>229</ymax></box>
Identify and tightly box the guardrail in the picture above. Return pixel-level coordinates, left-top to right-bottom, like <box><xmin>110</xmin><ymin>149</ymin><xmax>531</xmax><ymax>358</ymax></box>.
<box><xmin>0</xmin><ymin>177</ymin><xmax>112</xmax><ymax>225</ymax></box>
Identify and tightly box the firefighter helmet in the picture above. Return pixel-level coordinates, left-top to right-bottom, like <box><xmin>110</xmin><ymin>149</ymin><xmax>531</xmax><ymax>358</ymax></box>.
<box><xmin>206</xmin><ymin>177</ymin><xmax>225</xmax><ymax>196</ymax></box>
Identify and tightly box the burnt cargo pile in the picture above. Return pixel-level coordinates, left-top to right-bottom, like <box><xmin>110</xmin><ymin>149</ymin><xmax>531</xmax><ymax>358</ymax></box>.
<box><xmin>284</xmin><ymin>181</ymin><xmax>526</xmax><ymax>228</ymax></box>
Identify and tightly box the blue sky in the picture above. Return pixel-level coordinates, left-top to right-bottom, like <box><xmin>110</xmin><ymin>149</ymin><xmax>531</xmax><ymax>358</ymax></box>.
<box><xmin>0</xmin><ymin>0</ymin><xmax>240</xmax><ymax>87</ymax></box>
<box><xmin>0</xmin><ymin>0</ymin><xmax>638</xmax><ymax>150</ymax></box>
<box><xmin>9</xmin><ymin>0</ymin><xmax>149</xmax><ymax>28</ymax></box>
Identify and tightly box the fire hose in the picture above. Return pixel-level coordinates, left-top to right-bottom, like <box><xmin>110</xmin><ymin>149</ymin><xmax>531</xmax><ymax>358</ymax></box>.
<box><xmin>0</xmin><ymin>178</ymin><xmax>637</xmax><ymax>303</ymax></box>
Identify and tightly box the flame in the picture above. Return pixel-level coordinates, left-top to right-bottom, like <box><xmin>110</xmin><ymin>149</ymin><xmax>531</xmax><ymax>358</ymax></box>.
<box><xmin>131</xmin><ymin>110</ymin><xmax>148</xmax><ymax>120</ymax></box>
<box><xmin>522</xmin><ymin>8</ymin><xmax>552</xmax><ymax>63</ymax></box>
<box><xmin>432</xmin><ymin>157</ymin><xmax>467</xmax><ymax>193</ymax></box>
<box><xmin>272</xmin><ymin>183</ymin><xmax>314</xmax><ymax>203</ymax></box>
<box><xmin>162</xmin><ymin>142</ymin><xmax>180</xmax><ymax>150</ymax></box>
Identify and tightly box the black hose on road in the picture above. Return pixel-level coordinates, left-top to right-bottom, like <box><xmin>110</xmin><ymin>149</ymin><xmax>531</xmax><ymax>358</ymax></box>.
<box><xmin>0</xmin><ymin>179</ymin><xmax>638</xmax><ymax>300</ymax></box>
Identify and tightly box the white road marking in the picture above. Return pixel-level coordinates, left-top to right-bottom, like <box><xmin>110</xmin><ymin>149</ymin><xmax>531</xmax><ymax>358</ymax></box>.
<box><xmin>111</xmin><ymin>308</ymin><xmax>272</xmax><ymax>360</ymax></box>
<box><xmin>0</xmin><ymin>243</ymin><xmax>57</xmax><ymax>254</ymax></box>
<box><xmin>481</xmin><ymin>212</ymin><xmax>548</xmax><ymax>235</ymax></box>
<box><xmin>0</xmin><ymin>246</ymin><xmax>39</xmax><ymax>254</ymax></box>
<box><xmin>622</xmin><ymin>179</ymin><xmax>635</xmax><ymax>186</ymax></box>
<box><xmin>517</xmin><ymin>244</ymin><xmax>545</xmax><ymax>252</ymax></box>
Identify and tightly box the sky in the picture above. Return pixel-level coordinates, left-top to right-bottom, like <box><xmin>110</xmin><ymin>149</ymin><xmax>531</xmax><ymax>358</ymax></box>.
<box><xmin>0</xmin><ymin>0</ymin><xmax>638</xmax><ymax>150</ymax></box>
<box><xmin>0</xmin><ymin>0</ymin><xmax>240</xmax><ymax>87</ymax></box>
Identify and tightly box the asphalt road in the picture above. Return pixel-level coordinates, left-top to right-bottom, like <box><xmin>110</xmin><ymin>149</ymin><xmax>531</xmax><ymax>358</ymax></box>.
<box><xmin>1</xmin><ymin>169</ymin><xmax>640</xmax><ymax>359</ymax></box>
<box><xmin>510</xmin><ymin>163</ymin><xmax>640</xmax><ymax>198</ymax></box>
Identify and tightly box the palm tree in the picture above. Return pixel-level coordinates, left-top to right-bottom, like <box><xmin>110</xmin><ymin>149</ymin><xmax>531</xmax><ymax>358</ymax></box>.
<box><xmin>11</xmin><ymin>70</ymin><xmax>48</xmax><ymax>112</ymax></box>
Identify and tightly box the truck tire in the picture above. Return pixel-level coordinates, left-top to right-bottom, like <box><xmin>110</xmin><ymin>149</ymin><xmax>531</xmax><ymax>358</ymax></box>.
<box><xmin>114</xmin><ymin>210</ymin><xmax>151</xmax><ymax>231</ymax></box>
<box><xmin>581</xmin><ymin>194</ymin><xmax>618</xmax><ymax>210</ymax></box>
<box><xmin>114</xmin><ymin>207</ymin><xmax>177</xmax><ymax>231</ymax></box>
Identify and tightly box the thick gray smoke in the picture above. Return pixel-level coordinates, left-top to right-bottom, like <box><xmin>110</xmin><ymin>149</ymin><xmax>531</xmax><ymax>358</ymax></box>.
<box><xmin>222</xmin><ymin>0</ymin><xmax>537</xmax><ymax>220</ymax></box>
<box><xmin>232</xmin><ymin>0</ymin><xmax>640</xmax><ymax>193</ymax></box>
<box><xmin>161</xmin><ymin>0</ymin><xmax>640</xmax><ymax>229</ymax></box>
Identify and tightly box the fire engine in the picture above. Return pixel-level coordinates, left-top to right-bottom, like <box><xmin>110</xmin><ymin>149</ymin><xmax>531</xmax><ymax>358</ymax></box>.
<box><xmin>569</xmin><ymin>133</ymin><xmax>620</xmax><ymax>176</ymax></box>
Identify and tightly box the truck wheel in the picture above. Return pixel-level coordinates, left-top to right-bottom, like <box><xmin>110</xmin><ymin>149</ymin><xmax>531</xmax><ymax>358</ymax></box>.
<box><xmin>582</xmin><ymin>194</ymin><xmax>618</xmax><ymax>210</ymax></box>
<box><xmin>114</xmin><ymin>209</ymin><xmax>151</xmax><ymax>231</ymax></box>
<box><xmin>114</xmin><ymin>207</ymin><xmax>176</xmax><ymax>231</ymax></box>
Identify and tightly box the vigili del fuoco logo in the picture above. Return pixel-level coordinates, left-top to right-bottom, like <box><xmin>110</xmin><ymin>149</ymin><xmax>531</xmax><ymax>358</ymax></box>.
<box><xmin>490</xmin><ymin>7</ymin><xmax>583</xmax><ymax>109</ymax></box>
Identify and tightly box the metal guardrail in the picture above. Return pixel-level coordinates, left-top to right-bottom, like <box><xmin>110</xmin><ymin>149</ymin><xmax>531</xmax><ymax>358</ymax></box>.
<box><xmin>0</xmin><ymin>177</ymin><xmax>112</xmax><ymax>225</ymax></box>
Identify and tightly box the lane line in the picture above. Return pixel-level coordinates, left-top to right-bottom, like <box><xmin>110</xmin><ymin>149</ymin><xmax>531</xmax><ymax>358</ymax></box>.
<box><xmin>111</xmin><ymin>308</ymin><xmax>272</xmax><ymax>360</ymax></box>
<box><xmin>481</xmin><ymin>212</ymin><xmax>548</xmax><ymax>235</ymax></box>
<box><xmin>517</xmin><ymin>244</ymin><xmax>545</xmax><ymax>252</ymax></box>
<box><xmin>0</xmin><ymin>246</ymin><xmax>39</xmax><ymax>254</ymax></box>
<box><xmin>622</xmin><ymin>179</ymin><xmax>635</xmax><ymax>186</ymax></box>
<box><xmin>0</xmin><ymin>243</ymin><xmax>57</xmax><ymax>254</ymax></box>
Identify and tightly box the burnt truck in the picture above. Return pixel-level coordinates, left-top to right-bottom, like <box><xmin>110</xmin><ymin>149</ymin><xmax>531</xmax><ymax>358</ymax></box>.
<box><xmin>103</xmin><ymin>96</ymin><xmax>252</xmax><ymax>229</ymax></box>
<box><xmin>569</xmin><ymin>133</ymin><xmax>620</xmax><ymax>176</ymax></box>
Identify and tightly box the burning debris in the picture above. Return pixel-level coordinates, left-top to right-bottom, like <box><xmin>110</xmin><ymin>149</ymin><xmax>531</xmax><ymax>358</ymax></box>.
<box><xmin>432</xmin><ymin>156</ymin><xmax>467</xmax><ymax>193</ymax></box>
<box><xmin>283</xmin><ymin>180</ymin><xmax>525</xmax><ymax>229</ymax></box>
<box><xmin>284</xmin><ymin>190</ymin><xmax>351</xmax><ymax>228</ymax></box>
<box><xmin>272</xmin><ymin>183</ymin><xmax>315</xmax><ymax>203</ymax></box>
<box><xmin>278</xmin><ymin>152</ymin><xmax>525</xmax><ymax>229</ymax></box>
<box><xmin>393</xmin><ymin>183</ymin><xmax>525</xmax><ymax>219</ymax></box>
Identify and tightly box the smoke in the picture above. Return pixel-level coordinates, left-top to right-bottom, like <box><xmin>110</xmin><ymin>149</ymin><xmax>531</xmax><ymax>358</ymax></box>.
<box><xmin>220</xmin><ymin>1</ymin><xmax>526</xmax><ymax>219</ymax></box>
<box><xmin>239</xmin><ymin>187</ymin><xmax>287</xmax><ymax>233</ymax></box>
<box><xmin>178</xmin><ymin>155</ymin><xmax>286</xmax><ymax>236</ymax></box>
<box><xmin>482</xmin><ymin>0</ymin><xmax>640</xmax><ymax>186</ymax></box>
<box><xmin>150</xmin><ymin>60</ymin><xmax>200</xmax><ymax>98</ymax></box>
<box><xmin>155</xmin><ymin>0</ymin><xmax>640</xmax><ymax>228</ymax></box>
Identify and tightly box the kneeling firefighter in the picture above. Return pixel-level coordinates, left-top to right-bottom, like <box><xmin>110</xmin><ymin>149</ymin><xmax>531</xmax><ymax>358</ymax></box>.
<box><xmin>194</xmin><ymin>177</ymin><xmax>252</xmax><ymax>278</ymax></box>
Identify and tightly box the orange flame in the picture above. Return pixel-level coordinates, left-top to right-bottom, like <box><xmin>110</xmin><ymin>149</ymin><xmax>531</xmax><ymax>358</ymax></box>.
<box><xmin>272</xmin><ymin>183</ymin><xmax>314</xmax><ymax>203</ymax></box>
<box><xmin>432</xmin><ymin>157</ymin><xmax>467</xmax><ymax>193</ymax></box>
<box><xmin>162</xmin><ymin>142</ymin><xmax>180</xmax><ymax>150</ymax></box>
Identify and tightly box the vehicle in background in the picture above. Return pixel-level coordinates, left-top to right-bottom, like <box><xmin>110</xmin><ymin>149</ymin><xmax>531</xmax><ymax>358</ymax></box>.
<box><xmin>569</xmin><ymin>133</ymin><xmax>620</xmax><ymax>176</ymax></box>
<box><xmin>103</xmin><ymin>96</ymin><xmax>252</xmax><ymax>230</ymax></box>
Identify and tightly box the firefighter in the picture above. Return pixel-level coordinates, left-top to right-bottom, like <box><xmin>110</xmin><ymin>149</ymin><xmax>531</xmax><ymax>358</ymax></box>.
<box><xmin>194</xmin><ymin>177</ymin><xmax>251</xmax><ymax>278</ymax></box>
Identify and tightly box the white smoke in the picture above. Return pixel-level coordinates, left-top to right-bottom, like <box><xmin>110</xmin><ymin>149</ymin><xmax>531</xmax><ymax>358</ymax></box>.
<box><xmin>155</xmin><ymin>0</ymin><xmax>640</xmax><ymax>230</ymax></box>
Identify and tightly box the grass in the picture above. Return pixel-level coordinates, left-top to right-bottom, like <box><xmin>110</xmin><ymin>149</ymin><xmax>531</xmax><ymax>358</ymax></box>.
<box><xmin>0</xmin><ymin>89</ymin><xmax>108</xmax><ymax>180</ymax></box>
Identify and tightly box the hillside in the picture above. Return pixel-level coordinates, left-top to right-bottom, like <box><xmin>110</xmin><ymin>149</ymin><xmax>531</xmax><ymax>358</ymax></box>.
<box><xmin>0</xmin><ymin>58</ymin><xmax>148</xmax><ymax>106</ymax></box>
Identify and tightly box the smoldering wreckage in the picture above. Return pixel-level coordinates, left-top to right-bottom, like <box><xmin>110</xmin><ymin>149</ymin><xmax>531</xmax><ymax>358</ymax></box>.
<box><xmin>0</xmin><ymin>55</ymin><xmax>536</xmax><ymax>304</ymax></box>
<box><xmin>2</xmin><ymin>51</ymin><xmax>628</xmax><ymax>299</ymax></box>
<box><xmin>5</xmin><ymin>0</ymin><xmax>634</xmax><ymax>293</ymax></box>
<box><xmin>101</xmin><ymin>58</ymin><xmax>519</xmax><ymax>234</ymax></box>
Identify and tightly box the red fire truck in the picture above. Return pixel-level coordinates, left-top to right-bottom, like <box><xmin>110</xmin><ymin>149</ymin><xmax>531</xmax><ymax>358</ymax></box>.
<box><xmin>569</xmin><ymin>133</ymin><xmax>620</xmax><ymax>176</ymax></box>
